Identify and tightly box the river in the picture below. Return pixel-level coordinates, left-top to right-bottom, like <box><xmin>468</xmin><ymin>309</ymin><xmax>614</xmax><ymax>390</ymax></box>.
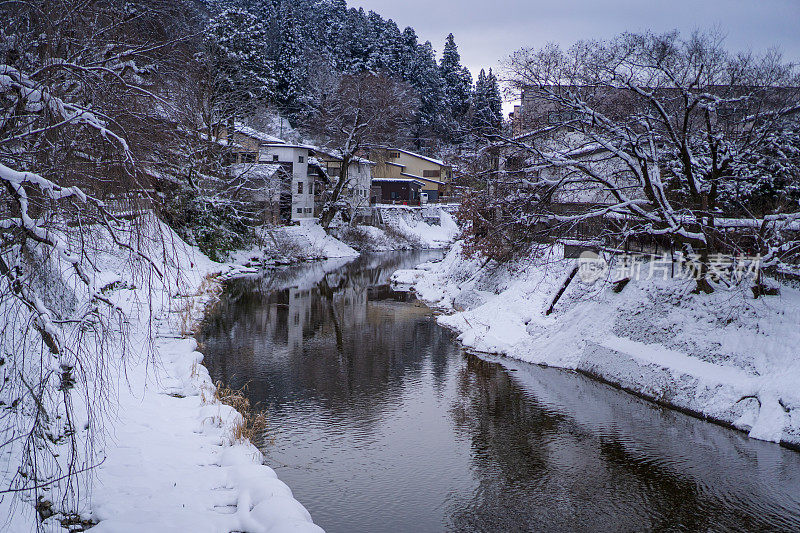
<box><xmin>198</xmin><ymin>251</ymin><xmax>800</xmax><ymax>533</ymax></box>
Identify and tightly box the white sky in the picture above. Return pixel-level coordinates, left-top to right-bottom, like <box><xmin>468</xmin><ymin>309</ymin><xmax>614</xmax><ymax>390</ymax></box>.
<box><xmin>348</xmin><ymin>0</ymin><xmax>800</xmax><ymax>115</ymax></box>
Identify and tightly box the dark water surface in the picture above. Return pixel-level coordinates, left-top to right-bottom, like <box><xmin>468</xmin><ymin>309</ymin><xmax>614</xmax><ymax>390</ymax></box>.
<box><xmin>198</xmin><ymin>251</ymin><xmax>800</xmax><ymax>533</ymax></box>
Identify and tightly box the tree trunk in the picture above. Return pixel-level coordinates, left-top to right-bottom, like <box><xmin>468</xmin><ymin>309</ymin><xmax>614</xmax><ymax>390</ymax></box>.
<box><xmin>320</xmin><ymin>154</ymin><xmax>351</xmax><ymax>230</ymax></box>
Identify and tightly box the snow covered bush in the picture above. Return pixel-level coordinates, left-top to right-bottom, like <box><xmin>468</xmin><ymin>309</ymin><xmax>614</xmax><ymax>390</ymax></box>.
<box><xmin>495</xmin><ymin>30</ymin><xmax>800</xmax><ymax>291</ymax></box>
<box><xmin>0</xmin><ymin>0</ymin><xmax>201</xmax><ymax>521</ymax></box>
<box><xmin>162</xmin><ymin>185</ymin><xmax>254</xmax><ymax>262</ymax></box>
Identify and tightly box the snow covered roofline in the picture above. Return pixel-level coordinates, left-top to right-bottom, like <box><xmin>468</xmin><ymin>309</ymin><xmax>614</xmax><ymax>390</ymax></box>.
<box><xmin>368</xmin><ymin>145</ymin><xmax>449</xmax><ymax>167</ymax></box>
<box><xmin>262</xmin><ymin>142</ymin><xmax>317</xmax><ymax>151</ymax></box>
<box><xmin>312</xmin><ymin>148</ymin><xmax>376</xmax><ymax>165</ymax></box>
<box><xmin>372</xmin><ymin>177</ymin><xmax>425</xmax><ymax>186</ymax></box>
<box><xmin>232</xmin><ymin>122</ymin><xmax>286</xmax><ymax>144</ymax></box>
<box><xmin>401</xmin><ymin>173</ymin><xmax>445</xmax><ymax>185</ymax></box>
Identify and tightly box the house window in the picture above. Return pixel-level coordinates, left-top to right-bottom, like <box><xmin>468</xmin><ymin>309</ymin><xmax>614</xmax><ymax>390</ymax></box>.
<box><xmin>305</xmin><ymin>208</ymin><xmax>312</xmax><ymax>213</ymax></box>
<box><xmin>297</xmin><ymin>208</ymin><xmax>303</xmax><ymax>214</ymax></box>
<box><xmin>298</xmin><ymin>182</ymin><xmax>304</xmax><ymax>194</ymax></box>
<box><xmin>298</xmin><ymin>155</ymin><xmax>305</xmax><ymax>163</ymax></box>
<box><xmin>389</xmin><ymin>151</ymin><xmax>400</xmax><ymax>159</ymax></box>
<box><xmin>272</xmin><ymin>154</ymin><xmax>279</xmax><ymax>162</ymax></box>
<box><xmin>423</xmin><ymin>170</ymin><xmax>441</xmax><ymax>178</ymax></box>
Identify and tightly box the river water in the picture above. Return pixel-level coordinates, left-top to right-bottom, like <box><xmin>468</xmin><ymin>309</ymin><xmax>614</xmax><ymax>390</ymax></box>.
<box><xmin>198</xmin><ymin>251</ymin><xmax>800</xmax><ymax>533</ymax></box>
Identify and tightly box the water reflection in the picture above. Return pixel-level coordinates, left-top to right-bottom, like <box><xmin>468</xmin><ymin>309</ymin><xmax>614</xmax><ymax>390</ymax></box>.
<box><xmin>199</xmin><ymin>252</ymin><xmax>800</xmax><ymax>533</ymax></box>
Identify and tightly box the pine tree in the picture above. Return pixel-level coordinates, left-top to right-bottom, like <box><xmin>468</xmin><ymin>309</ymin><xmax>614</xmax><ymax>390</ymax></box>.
<box><xmin>471</xmin><ymin>68</ymin><xmax>489</xmax><ymax>133</ymax></box>
<box><xmin>486</xmin><ymin>69</ymin><xmax>503</xmax><ymax>133</ymax></box>
<box><xmin>471</xmin><ymin>68</ymin><xmax>503</xmax><ymax>137</ymax></box>
<box><xmin>410</xmin><ymin>41</ymin><xmax>447</xmax><ymax>149</ymax></box>
<box><xmin>439</xmin><ymin>33</ymin><xmax>473</xmax><ymax>141</ymax></box>
<box><xmin>398</xmin><ymin>27</ymin><xmax>421</xmax><ymax>81</ymax></box>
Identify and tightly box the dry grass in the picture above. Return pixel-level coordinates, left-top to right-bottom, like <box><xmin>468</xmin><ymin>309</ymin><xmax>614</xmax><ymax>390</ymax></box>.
<box><xmin>213</xmin><ymin>381</ymin><xmax>271</xmax><ymax>444</ymax></box>
<box><xmin>178</xmin><ymin>273</ymin><xmax>224</xmax><ymax>337</ymax></box>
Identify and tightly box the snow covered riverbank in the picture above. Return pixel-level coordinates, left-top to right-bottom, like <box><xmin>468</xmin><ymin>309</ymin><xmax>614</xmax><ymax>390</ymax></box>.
<box><xmin>1</xmin><ymin>219</ymin><xmax>322</xmax><ymax>532</ymax></box>
<box><xmin>393</xmin><ymin>242</ymin><xmax>800</xmax><ymax>450</ymax></box>
<box><xmin>231</xmin><ymin>207</ymin><xmax>459</xmax><ymax>267</ymax></box>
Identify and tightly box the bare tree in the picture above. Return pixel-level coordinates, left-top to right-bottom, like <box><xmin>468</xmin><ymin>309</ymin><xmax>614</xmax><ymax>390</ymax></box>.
<box><xmin>489</xmin><ymin>31</ymin><xmax>800</xmax><ymax>292</ymax></box>
<box><xmin>309</xmin><ymin>72</ymin><xmax>417</xmax><ymax>228</ymax></box>
<box><xmin>0</xmin><ymin>0</ymin><xmax>195</xmax><ymax>521</ymax></box>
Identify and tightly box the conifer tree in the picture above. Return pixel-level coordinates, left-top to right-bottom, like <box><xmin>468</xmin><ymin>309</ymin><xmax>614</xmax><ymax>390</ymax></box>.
<box><xmin>274</xmin><ymin>5</ymin><xmax>306</xmax><ymax>118</ymax></box>
<box><xmin>486</xmin><ymin>69</ymin><xmax>503</xmax><ymax>133</ymax></box>
<box><xmin>202</xmin><ymin>7</ymin><xmax>276</xmax><ymax>125</ymax></box>
<box><xmin>439</xmin><ymin>33</ymin><xmax>473</xmax><ymax>141</ymax></box>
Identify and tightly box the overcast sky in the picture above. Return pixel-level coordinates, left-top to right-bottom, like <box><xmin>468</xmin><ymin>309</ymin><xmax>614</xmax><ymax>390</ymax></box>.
<box><xmin>348</xmin><ymin>0</ymin><xmax>800</xmax><ymax>114</ymax></box>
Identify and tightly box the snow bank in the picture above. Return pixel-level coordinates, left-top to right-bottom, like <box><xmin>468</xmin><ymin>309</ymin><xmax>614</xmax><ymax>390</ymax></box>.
<box><xmin>232</xmin><ymin>221</ymin><xmax>358</xmax><ymax>266</ymax></box>
<box><xmin>1</xmin><ymin>217</ymin><xmax>321</xmax><ymax>532</ymax></box>
<box><xmin>405</xmin><ymin>241</ymin><xmax>800</xmax><ymax>449</ymax></box>
<box><xmin>377</xmin><ymin>206</ymin><xmax>459</xmax><ymax>249</ymax></box>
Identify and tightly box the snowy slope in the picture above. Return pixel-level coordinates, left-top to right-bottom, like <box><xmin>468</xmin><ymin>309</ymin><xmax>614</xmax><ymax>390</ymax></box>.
<box><xmin>231</xmin><ymin>221</ymin><xmax>358</xmax><ymax>266</ymax></box>
<box><xmin>0</xmin><ymin>218</ymin><xmax>322</xmax><ymax>532</ymax></box>
<box><xmin>396</xmin><ymin>242</ymin><xmax>800</xmax><ymax>449</ymax></box>
<box><xmin>376</xmin><ymin>206</ymin><xmax>459</xmax><ymax>249</ymax></box>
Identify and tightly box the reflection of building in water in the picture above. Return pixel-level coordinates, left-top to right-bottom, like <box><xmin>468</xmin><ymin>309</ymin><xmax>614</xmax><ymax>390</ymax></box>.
<box><xmin>332</xmin><ymin>285</ymin><xmax>368</xmax><ymax>327</ymax></box>
<box><xmin>288</xmin><ymin>287</ymin><xmax>314</xmax><ymax>351</ymax></box>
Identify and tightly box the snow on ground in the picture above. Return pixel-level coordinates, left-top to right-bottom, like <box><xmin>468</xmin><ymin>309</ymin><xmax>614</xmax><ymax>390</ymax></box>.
<box><xmin>1</xmin><ymin>218</ymin><xmax>321</xmax><ymax>532</ymax></box>
<box><xmin>376</xmin><ymin>206</ymin><xmax>459</xmax><ymax>249</ymax></box>
<box><xmin>395</xmin><ymin>241</ymin><xmax>800</xmax><ymax>449</ymax></box>
<box><xmin>230</xmin><ymin>221</ymin><xmax>358</xmax><ymax>266</ymax></box>
<box><xmin>232</xmin><ymin>207</ymin><xmax>459</xmax><ymax>266</ymax></box>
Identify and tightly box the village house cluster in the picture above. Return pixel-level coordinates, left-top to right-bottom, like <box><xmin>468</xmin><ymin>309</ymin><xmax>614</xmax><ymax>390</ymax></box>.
<box><xmin>216</xmin><ymin>122</ymin><xmax>455</xmax><ymax>225</ymax></box>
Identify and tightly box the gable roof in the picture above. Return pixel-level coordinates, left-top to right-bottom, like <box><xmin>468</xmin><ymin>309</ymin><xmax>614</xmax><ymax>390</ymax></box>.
<box><xmin>370</xmin><ymin>146</ymin><xmax>448</xmax><ymax>167</ymax></box>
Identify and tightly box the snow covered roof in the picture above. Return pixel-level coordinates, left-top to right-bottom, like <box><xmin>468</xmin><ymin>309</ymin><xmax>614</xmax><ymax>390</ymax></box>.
<box><xmin>232</xmin><ymin>122</ymin><xmax>286</xmax><ymax>144</ymax></box>
<box><xmin>372</xmin><ymin>177</ymin><xmax>424</xmax><ymax>185</ymax></box>
<box><xmin>401</xmin><ymin>173</ymin><xmax>445</xmax><ymax>185</ymax></box>
<box><xmin>229</xmin><ymin>163</ymin><xmax>285</xmax><ymax>179</ymax></box>
<box><xmin>393</xmin><ymin>147</ymin><xmax>447</xmax><ymax>167</ymax></box>
<box><xmin>262</xmin><ymin>142</ymin><xmax>317</xmax><ymax>150</ymax></box>
<box><xmin>313</xmin><ymin>148</ymin><xmax>375</xmax><ymax>165</ymax></box>
<box><xmin>369</xmin><ymin>146</ymin><xmax>449</xmax><ymax>167</ymax></box>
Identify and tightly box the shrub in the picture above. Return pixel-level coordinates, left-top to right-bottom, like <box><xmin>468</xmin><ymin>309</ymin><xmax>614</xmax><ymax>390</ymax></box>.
<box><xmin>161</xmin><ymin>186</ymin><xmax>254</xmax><ymax>262</ymax></box>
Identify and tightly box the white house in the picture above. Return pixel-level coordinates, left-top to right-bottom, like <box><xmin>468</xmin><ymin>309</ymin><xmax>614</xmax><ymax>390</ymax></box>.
<box><xmin>258</xmin><ymin>143</ymin><xmax>317</xmax><ymax>222</ymax></box>
<box><xmin>218</xmin><ymin>123</ymin><xmax>320</xmax><ymax>223</ymax></box>
<box><xmin>314</xmin><ymin>151</ymin><xmax>375</xmax><ymax>211</ymax></box>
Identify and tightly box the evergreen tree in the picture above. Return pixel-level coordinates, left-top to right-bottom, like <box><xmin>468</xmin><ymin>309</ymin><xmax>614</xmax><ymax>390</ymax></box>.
<box><xmin>472</xmin><ymin>68</ymin><xmax>503</xmax><ymax>135</ymax></box>
<box><xmin>274</xmin><ymin>5</ymin><xmax>306</xmax><ymax>118</ymax></box>
<box><xmin>202</xmin><ymin>7</ymin><xmax>276</xmax><ymax>124</ymax></box>
<box><xmin>439</xmin><ymin>33</ymin><xmax>473</xmax><ymax>141</ymax></box>
<box><xmin>398</xmin><ymin>27</ymin><xmax>421</xmax><ymax>81</ymax></box>
<box><xmin>410</xmin><ymin>41</ymin><xmax>447</xmax><ymax>149</ymax></box>
<box><xmin>487</xmin><ymin>69</ymin><xmax>503</xmax><ymax>131</ymax></box>
<box><xmin>472</xmin><ymin>68</ymin><xmax>490</xmax><ymax>133</ymax></box>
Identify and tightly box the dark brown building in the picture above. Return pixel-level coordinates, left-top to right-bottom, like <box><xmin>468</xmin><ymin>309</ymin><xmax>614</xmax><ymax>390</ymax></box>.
<box><xmin>371</xmin><ymin>178</ymin><xmax>423</xmax><ymax>206</ymax></box>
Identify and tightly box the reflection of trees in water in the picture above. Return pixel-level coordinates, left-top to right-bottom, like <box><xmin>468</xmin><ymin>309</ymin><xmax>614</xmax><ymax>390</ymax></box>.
<box><xmin>197</xmin><ymin>251</ymin><xmax>452</xmax><ymax>430</ymax></box>
<box><xmin>446</xmin><ymin>355</ymin><xmax>791</xmax><ymax>532</ymax></box>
